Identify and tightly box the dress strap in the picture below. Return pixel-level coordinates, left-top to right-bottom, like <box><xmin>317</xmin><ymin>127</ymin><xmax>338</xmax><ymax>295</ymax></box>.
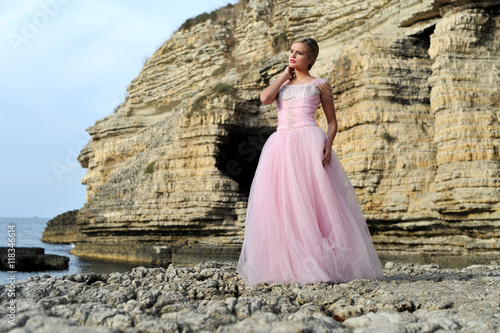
<box><xmin>311</xmin><ymin>78</ymin><xmax>334</xmax><ymax>104</ymax></box>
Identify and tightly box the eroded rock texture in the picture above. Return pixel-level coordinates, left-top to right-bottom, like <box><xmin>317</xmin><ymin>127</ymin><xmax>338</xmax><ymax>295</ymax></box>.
<box><xmin>1</xmin><ymin>262</ymin><xmax>499</xmax><ymax>332</ymax></box>
<box><xmin>73</xmin><ymin>0</ymin><xmax>500</xmax><ymax>264</ymax></box>
<box><xmin>42</xmin><ymin>210</ymin><xmax>80</xmax><ymax>244</ymax></box>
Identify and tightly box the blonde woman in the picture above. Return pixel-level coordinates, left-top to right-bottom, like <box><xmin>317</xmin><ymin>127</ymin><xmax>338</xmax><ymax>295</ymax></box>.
<box><xmin>237</xmin><ymin>38</ymin><xmax>383</xmax><ymax>286</ymax></box>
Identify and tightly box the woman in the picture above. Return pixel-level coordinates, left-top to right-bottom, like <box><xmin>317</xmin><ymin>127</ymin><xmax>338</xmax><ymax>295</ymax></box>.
<box><xmin>237</xmin><ymin>37</ymin><xmax>384</xmax><ymax>286</ymax></box>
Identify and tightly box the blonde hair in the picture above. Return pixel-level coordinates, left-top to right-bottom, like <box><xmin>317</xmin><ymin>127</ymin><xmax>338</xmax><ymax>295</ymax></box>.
<box><xmin>292</xmin><ymin>37</ymin><xmax>319</xmax><ymax>70</ymax></box>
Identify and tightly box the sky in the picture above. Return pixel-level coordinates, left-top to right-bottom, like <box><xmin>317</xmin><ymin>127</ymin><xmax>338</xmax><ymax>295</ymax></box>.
<box><xmin>0</xmin><ymin>0</ymin><xmax>238</xmax><ymax>218</ymax></box>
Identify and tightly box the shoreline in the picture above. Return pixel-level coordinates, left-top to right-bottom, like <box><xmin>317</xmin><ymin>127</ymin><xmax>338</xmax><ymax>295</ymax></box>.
<box><xmin>1</xmin><ymin>261</ymin><xmax>499</xmax><ymax>332</ymax></box>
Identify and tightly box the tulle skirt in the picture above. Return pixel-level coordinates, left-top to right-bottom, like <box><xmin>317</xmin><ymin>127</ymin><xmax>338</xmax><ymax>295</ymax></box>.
<box><xmin>237</xmin><ymin>125</ymin><xmax>384</xmax><ymax>286</ymax></box>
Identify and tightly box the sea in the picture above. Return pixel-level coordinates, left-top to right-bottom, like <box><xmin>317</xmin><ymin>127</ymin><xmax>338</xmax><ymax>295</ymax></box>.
<box><xmin>0</xmin><ymin>217</ymin><xmax>145</xmax><ymax>283</ymax></box>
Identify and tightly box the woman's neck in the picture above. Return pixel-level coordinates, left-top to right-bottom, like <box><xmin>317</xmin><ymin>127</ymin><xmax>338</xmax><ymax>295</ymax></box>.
<box><xmin>289</xmin><ymin>69</ymin><xmax>313</xmax><ymax>84</ymax></box>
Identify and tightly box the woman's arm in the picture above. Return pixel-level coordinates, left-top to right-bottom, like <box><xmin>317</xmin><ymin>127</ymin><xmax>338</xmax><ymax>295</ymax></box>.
<box><xmin>319</xmin><ymin>81</ymin><xmax>337</xmax><ymax>147</ymax></box>
<box><xmin>260</xmin><ymin>66</ymin><xmax>294</xmax><ymax>105</ymax></box>
<box><xmin>318</xmin><ymin>81</ymin><xmax>337</xmax><ymax>166</ymax></box>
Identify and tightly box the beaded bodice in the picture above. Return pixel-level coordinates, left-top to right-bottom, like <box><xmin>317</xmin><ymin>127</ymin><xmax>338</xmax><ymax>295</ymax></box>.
<box><xmin>276</xmin><ymin>78</ymin><xmax>327</xmax><ymax>132</ymax></box>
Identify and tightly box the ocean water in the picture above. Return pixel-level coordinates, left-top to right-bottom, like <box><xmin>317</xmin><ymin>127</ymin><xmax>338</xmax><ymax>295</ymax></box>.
<box><xmin>0</xmin><ymin>217</ymin><xmax>146</xmax><ymax>283</ymax></box>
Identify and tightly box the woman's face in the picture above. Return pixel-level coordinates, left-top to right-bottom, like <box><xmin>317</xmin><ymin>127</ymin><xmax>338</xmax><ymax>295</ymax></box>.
<box><xmin>288</xmin><ymin>42</ymin><xmax>309</xmax><ymax>71</ymax></box>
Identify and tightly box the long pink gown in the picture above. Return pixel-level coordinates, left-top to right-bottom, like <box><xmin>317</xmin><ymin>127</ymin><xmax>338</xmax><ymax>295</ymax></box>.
<box><xmin>237</xmin><ymin>78</ymin><xmax>384</xmax><ymax>286</ymax></box>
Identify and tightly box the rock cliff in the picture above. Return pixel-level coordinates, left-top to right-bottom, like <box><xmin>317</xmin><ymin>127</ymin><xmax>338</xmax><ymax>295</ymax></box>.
<box><xmin>42</xmin><ymin>210</ymin><xmax>80</xmax><ymax>243</ymax></box>
<box><xmin>73</xmin><ymin>0</ymin><xmax>500</xmax><ymax>264</ymax></box>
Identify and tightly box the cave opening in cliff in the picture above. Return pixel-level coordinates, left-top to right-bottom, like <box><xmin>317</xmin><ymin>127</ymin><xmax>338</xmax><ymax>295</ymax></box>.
<box><xmin>216</xmin><ymin>125</ymin><xmax>274</xmax><ymax>197</ymax></box>
<box><xmin>409</xmin><ymin>24</ymin><xmax>435</xmax><ymax>55</ymax></box>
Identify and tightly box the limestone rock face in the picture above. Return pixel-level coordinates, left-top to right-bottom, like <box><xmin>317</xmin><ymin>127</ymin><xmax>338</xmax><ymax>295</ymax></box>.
<box><xmin>42</xmin><ymin>210</ymin><xmax>80</xmax><ymax>244</ymax></box>
<box><xmin>73</xmin><ymin>0</ymin><xmax>500</xmax><ymax>264</ymax></box>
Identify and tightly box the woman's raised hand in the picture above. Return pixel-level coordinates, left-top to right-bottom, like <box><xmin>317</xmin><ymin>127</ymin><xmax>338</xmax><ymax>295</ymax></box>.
<box><xmin>260</xmin><ymin>66</ymin><xmax>294</xmax><ymax>104</ymax></box>
<box><xmin>282</xmin><ymin>66</ymin><xmax>295</xmax><ymax>81</ymax></box>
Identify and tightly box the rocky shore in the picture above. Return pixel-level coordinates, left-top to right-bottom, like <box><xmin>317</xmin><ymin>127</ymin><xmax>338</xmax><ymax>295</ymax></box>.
<box><xmin>1</xmin><ymin>261</ymin><xmax>499</xmax><ymax>332</ymax></box>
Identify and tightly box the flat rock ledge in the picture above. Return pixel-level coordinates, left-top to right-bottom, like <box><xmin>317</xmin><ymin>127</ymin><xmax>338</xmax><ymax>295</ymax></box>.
<box><xmin>1</xmin><ymin>262</ymin><xmax>499</xmax><ymax>333</ymax></box>
<box><xmin>0</xmin><ymin>247</ymin><xmax>69</xmax><ymax>272</ymax></box>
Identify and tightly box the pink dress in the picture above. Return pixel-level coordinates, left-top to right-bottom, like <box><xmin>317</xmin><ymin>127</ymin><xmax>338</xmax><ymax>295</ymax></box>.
<box><xmin>237</xmin><ymin>78</ymin><xmax>384</xmax><ymax>286</ymax></box>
